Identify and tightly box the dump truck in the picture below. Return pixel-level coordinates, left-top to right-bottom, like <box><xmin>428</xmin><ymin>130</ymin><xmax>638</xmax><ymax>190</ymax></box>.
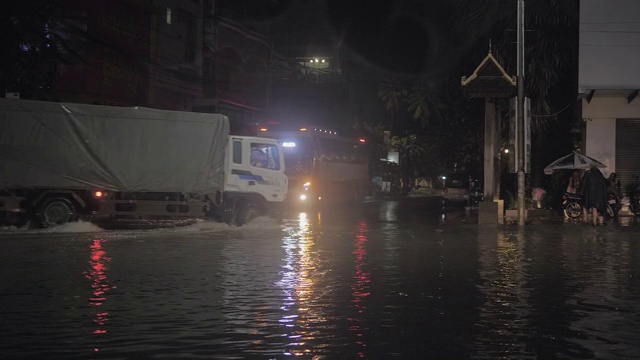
<box><xmin>0</xmin><ymin>98</ymin><xmax>287</xmax><ymax>228</ymax></box>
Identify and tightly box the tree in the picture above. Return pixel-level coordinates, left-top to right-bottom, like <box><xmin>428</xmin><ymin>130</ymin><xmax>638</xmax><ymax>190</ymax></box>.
<box><xmin>377</xmin><ymin>77</ymin><xmax>406</xmax><ymax>134</ymax></box>
<box><xmin>406</xmin><ymin>81</ymin><xmax>442</xmax><ymax>130</ymax></box>
<box><xmin>406</xmin><ymin>84</ymin><xmax>429</xmax><ymax>125</ymax></box>
<box><xmin>0</xmin><ymin>0</ymin><xmax>72</xmax><ymax>99</ymax></box>
<box><xmin>451</xmin><ymin>0</ymin><xmax>579</xmax><ymax>186</ymax></box>
<box><xmin>387</xmin><ymin>134</ymin><xmax>426</xmax><ymax>194</ymax></box>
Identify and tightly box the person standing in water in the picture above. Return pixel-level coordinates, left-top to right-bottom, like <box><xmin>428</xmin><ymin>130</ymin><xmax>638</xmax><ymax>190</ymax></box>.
<box><xmin>566</xmin><ymin>170</ymin><xmax>582</xmax><ymax>194</ymax></box>
<box><xmin>581</xmin><ymin>164</ymin><xmax>608</xmax><ymax>226</ymax></box>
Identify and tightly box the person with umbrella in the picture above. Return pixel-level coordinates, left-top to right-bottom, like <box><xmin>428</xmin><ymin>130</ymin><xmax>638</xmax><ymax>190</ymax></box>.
<box><xmin>581</xmin><ymin>164</ymin><xmax>608</xmax><ymax>226</ymax></box>
<box><xmin>566</xmin><ymin>170</ymin><xmax>582</xmax><ymax>194</ymax></box>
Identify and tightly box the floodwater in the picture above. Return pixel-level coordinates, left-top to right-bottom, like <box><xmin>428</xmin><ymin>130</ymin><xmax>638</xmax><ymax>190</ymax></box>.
<box><xmin>1</xmin><ymin>197</ymin><xmax>640</xmax><ymax>359</ymax></box>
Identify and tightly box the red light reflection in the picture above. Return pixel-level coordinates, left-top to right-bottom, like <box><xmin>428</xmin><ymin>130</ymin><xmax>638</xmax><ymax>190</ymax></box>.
<box><xmin>348</xmin><ymin>220</ymin><xmax>371</xmax><ymax>358</ymax></box>
<box><xmin>83</xmin><ymin>239</ymin><xmax>115</xmax><ymax>344</ymax></box>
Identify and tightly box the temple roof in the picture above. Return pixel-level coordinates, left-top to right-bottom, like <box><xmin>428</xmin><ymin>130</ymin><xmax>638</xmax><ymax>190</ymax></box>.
<box><xmin>461</xmin><ymin>51</ymin><xmax>516</xmax><ymax>98</ymax></box>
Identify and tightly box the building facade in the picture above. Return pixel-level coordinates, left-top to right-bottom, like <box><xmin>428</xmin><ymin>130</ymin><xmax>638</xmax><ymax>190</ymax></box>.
<box><xmin>579</xmin><ymin>0</ymin><xmax>640</xmax><ymax>191</ymax></box>
<box><xmin>53</xmin><ymin>0</ymin><xmax>288</xmax><ymax>133</ymax></box>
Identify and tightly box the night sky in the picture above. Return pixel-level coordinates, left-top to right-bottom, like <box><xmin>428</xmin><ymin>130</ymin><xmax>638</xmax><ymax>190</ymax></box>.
<box><xmin>225</xmin><ymin>0</ymin><xmax>467</xmax><ymax>76</ymax></box>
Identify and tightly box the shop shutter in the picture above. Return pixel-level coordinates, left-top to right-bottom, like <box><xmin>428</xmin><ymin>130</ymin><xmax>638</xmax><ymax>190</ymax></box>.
<box><xmin>616</xmin><ymin>119</ymin><xmax>640</xmax><ymax>195</ymax></box>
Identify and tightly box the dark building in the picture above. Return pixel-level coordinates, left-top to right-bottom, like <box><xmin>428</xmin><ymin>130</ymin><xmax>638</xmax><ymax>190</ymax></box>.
<box><xmin>52</xmin><ymin>0</ymin><xmax>297</xmax><ymax>133</ymax></box>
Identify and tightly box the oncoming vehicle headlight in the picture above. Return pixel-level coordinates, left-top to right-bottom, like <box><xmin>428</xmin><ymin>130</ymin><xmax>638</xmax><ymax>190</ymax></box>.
<box><xmin>299</xmin><ymin>194</ymin><xmax>307</xmax><ymax>201</ymax></box>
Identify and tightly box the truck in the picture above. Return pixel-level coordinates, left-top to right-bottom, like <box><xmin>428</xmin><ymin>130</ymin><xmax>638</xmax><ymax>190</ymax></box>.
<box><xmin>258</xmin><ymin>125</ymin><xmax>370</xmax><ymax>209</ymax></box>
<box><xmin>0</xmin><ymin>98</ymin><xmax>288</xmax><ymax>228</ymax></box>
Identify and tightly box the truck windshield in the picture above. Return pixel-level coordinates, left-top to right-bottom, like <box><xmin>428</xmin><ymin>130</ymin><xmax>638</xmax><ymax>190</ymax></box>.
<box><xmin>281</xmin><ymin>137</ymin><xmax>313</xmax><ymax>177</ymax></box>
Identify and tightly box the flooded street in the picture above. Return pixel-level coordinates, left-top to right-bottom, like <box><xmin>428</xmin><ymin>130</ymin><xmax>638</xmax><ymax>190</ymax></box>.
<box><xmin>1</xmin><ymin>197</ymin><xmax>640</xmax><ymax>359</ymax></box>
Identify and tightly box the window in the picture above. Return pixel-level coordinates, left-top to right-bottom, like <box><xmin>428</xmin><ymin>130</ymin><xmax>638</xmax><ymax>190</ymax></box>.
<box><xmin>233</xmin><ymin>141</ymin><xmax>242</xmax><ymax>164</ymax></box>
<box><xmin>281</xmin><ymin>137</ymin><xmax>313</xmax><ymax>176</ymax></box>
<box><xmin>166</xmin><ymin>7</ymin><xmax>172</xmax><ymax>25</ymax></box>
<box><xmin>317</xmin><ymin>137</ymin><xmax>367</xmax><ymax>164</ymax></box>
<box><xmin>250</xmin><ymin>143</ymin><xmax>280</xmax><ymax>170</ymax></box>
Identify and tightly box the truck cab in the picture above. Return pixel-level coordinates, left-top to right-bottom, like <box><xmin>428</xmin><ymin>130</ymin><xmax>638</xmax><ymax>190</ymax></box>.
<box><xmin>223</xmin><ymin>136</ymin><xmax>288</xmax><ymax>224</ymax></box>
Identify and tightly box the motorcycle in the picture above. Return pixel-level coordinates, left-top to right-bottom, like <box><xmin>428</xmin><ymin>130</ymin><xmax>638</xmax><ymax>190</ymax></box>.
<box><xmin>562</xmin><ymin>192</ymin><xmax>583</xmax><ymax>219</ymax></box>
<box><xmin>562</xmin><ymin>191</ymin><xmax>617</xmax><ymax>219</ymax></box>
<box><xmin>607</xmin><ymin>191</ymin><xmax>621</xmax><ymax>218</ymax></box>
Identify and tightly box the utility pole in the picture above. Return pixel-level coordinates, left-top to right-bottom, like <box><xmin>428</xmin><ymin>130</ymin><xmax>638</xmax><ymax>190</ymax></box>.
<box><xmin>517</xmin><ymin>0</ymin><xmax>526</xmax><ymax>225</ymax></box>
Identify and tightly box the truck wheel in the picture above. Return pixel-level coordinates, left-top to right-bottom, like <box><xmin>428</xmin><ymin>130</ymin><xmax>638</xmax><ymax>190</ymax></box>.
<box><xmin>38</xmin><ymin>197</ymin><xmax>77</xmax><ymax>228</ymax></box>
<box><xmin>235</xmin><ymin>202</ymin><xmax>261</xmax><ymax>226</ymax></box>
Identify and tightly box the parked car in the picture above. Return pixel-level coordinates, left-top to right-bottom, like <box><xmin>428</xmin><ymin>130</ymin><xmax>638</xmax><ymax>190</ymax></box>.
<box><xmin>442</xmin><ymin>173</ymin><xmax>483</xmax><ymax>206</ymax></box>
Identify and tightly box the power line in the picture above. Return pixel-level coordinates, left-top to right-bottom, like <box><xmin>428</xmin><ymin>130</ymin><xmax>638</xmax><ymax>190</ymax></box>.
<box><xmin>531</xmin><ymin>103</ymin><xmax>572</xmax><ymax>118</ymax></box>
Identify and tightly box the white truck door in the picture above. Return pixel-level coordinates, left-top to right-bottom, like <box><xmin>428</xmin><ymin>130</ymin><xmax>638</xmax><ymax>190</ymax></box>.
<box><xmin>225</xmin><ymin>136</ymin><xmax>287</xmax><ymax>202</ymax></box>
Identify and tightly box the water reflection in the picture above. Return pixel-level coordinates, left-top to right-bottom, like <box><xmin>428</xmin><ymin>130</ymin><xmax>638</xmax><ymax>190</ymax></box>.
<box><xmin>474</xmin><ymin>225</ymin><xmax>640</xmax><ymax>358</ymax></box>
<box><xmin>379</xmin><ymin>201</ymin><xmax>398</xmax><ymax>222</ymax></box>
<box><xmin>349</xmin><ymin>221</ymin><xmax>371</xmax><ymax>358</ymax></box>
<box><xmin>475</xmin><ymin>229</ymin><xmax>533</xmax><ymax>357</ymax></box>
<box><xmin>83</xmin><ymin>238</ymin><xmax>114</xmax><ymax>353</ymax></box>
<box><xmin>278</xmin><ymin>212</ymin><xmax>318</xmax><ymax>357</ymax></box>
<box><xmin>563</xmin><ymin>228</ymin><xmax>640</xmax><ymax>358</ymax></box>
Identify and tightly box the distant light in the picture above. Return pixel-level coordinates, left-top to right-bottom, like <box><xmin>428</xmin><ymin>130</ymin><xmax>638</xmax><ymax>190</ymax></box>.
<box><xmin>299</xmin><ymin>194</ymin><xmax>307</xmax><ymax>201</ymax></box>
<box><xmin>321</xmin><ymin>59</ymin><xmax>325</xmax><ymax>63</ymax></box>
<box><xmin>359</xmin><ymin>138</ymin><xmax>366</xmax><ymax>143</ymax></box>
<box><xmin>260</xmin><ymin>128</ymin><xmax>267</xmax><ymax>132</ymax></box>
<box><xmin>94</xmin><ymin>191</ymin><xmax>104</xmax><ymax>198</ymax></box>
<box><xmin>504</xmin><ymin>148</ymin><xmax>510</xmax><ymax>153</ymax></box>
<box><xmin>314</xmin><ymin>59</ymin><xmax>319</xmax><ymax>62</ymax></box>
<box><xmin>282</xmin><ymin>142</ymin><xmax>296</xmax><ymax>147</ymax></box>
<box><xmin>299</xmin><ymin>128</ymin><xmax>307</xmax><ymax>132</ymax></box>
<box><xmin>309</xmin><ymin>59</ymin><xmax>313</xmax><ymax>63</ymax></box>
<box><xmin>303</xmin><ymin>182</ymin><xmax>311</xmax><ymax>187</ymax></box>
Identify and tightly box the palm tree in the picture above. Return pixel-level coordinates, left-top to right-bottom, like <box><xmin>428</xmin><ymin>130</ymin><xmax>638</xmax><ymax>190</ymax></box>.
<box><xmin>406</xmin><ymin>81</ymin><xmax>444</xmax><ymax>130</ymax></box>
<box><xmin>406</xmin><ymin>84</ymin><xmax>429</xmax><ymax>125</ymax></box>
<box><xmin>377</xmin><ymin>77</ymin><xmax>406</xmax><ymax>134</ymax></box>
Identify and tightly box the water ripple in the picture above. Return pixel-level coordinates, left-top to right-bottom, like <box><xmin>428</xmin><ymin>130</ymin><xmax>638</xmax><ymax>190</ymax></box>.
<box><xmin>1</xmin><ymin>201</ymin><xmax>640</xmax><ymax>358</ymax></box>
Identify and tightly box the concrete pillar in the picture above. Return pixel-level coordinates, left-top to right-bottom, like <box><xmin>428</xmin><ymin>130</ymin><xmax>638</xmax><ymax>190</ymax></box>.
<box><xmin>484</xmin><ymin>97</ymin><xmax>497</xmax><ymax>200</ymax></box>
<box><xmin>494</xmin><ymin>103</ymin><xmax>502</xmax><ymax>201</ymax></box>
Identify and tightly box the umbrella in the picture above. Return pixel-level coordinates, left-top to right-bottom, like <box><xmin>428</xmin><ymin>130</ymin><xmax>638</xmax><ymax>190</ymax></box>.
<box><xmin>544</xmin><ymin>152</ymin><xmax>606</xmax><ymax>174</ymax></box>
